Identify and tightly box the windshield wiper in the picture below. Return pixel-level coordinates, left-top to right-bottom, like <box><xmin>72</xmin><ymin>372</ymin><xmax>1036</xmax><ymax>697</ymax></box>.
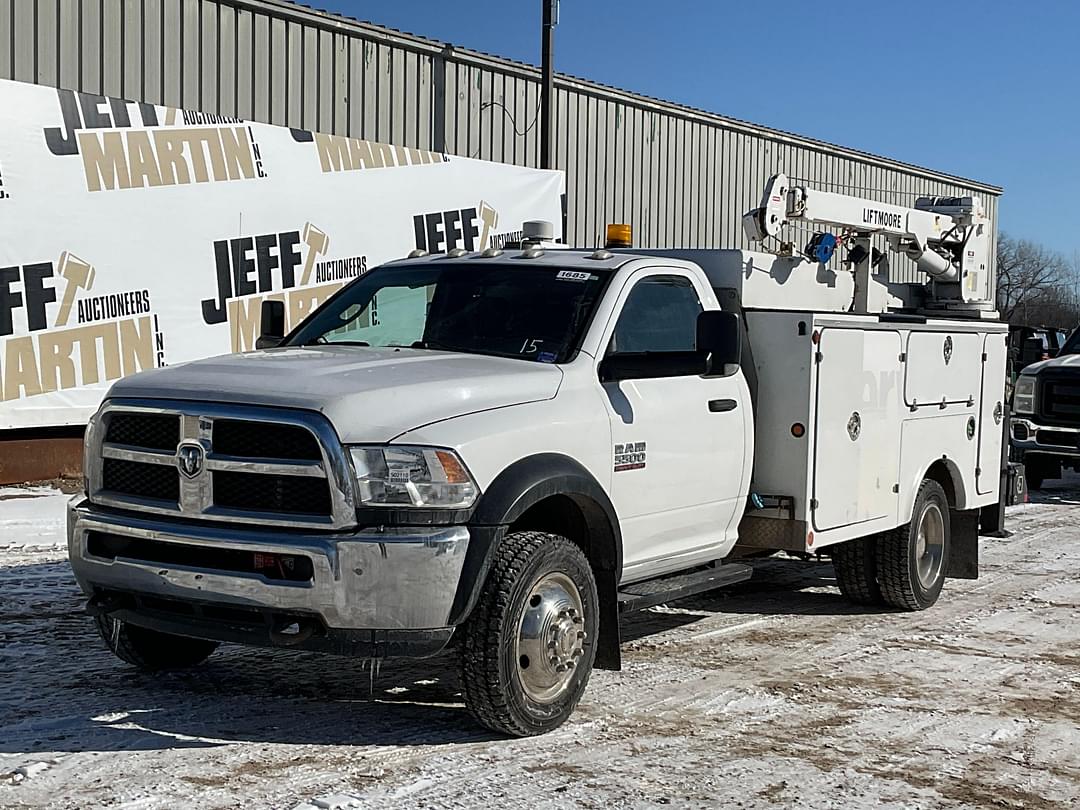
<box><xmin>410</xmin><ymin>339</ymin><xmax>461</xmax><ymax>351</ymax></box>
<box><xmin>305</xmin><ymin>339</ymin><xmax>370</xmax><ymax>347</ymax></box>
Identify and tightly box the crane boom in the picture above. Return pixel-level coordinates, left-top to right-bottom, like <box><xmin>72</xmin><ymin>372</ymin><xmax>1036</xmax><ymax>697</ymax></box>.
<box><xmin>742</xmin><ymin>173</ymin><xmax>994</xmax><ymax>317</ymax></box>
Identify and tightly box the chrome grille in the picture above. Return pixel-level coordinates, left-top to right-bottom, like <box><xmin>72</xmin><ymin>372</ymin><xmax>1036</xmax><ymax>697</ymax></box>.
<box><xmin>87</xmin><ymin>400</ymin><xmax>356</xmax><ymax>529</ymax></box>
<box><xmin>102</xmin><ymin>457</ymin><xmax>179</xmax><ymax>501</ymax></box>
<box><xmin>105</xmin><ymin>413</ymin><xmax>180</xmax><ymax>451</ymax></box>
<box><xmin>1039</xmin><ymin>376</ymin><xmax>1080</xmax><ymax>426</ymax></box>
<box><xmin>212</xmin><ymin>419</ymin><xmax>322</xmax><ymax>460</ymax></box>
<box><xmin>213</xmin><ymin>470</ymin><xmax>332</xmax><ymax>515</ymax></box>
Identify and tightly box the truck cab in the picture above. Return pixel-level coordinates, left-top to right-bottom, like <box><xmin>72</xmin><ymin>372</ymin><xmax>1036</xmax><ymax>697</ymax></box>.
<box><xmin>69</xmin><ymin>247</ymin><xmax>755</xmax><ymax>716</ymax></box>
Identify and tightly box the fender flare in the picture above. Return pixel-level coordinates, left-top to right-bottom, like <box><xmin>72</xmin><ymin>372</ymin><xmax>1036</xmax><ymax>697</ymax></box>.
<box><xmin>472</xmin><ymin>453</ymin><xmax>621</xmax><ymax>566</ymax></box>
<box><xmin>449</xmin><ymin>454</ymin><xmax>623</xmax><ymax>668</ymax></box>
<box><xmin>903</xmin><ymin>456</ymin><xmax>970</xmax><ymax>521</ymax></box>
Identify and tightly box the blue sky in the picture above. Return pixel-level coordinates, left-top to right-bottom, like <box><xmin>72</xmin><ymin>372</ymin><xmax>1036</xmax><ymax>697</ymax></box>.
<box><xmin>329</xmin><ymin>1</ymin><xmax>1078</xmax><ymax>257</ymax></box>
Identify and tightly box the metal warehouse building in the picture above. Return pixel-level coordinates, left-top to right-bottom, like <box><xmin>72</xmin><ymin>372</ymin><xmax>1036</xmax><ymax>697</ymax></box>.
<box><xmin>0</xmin><ymin>0</ymin><xmax>1000</xmax><ymax>281</ymax></box>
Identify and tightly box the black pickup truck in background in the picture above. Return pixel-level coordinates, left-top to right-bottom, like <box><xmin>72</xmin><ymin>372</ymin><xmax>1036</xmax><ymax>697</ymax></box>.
<box><xmin>1011</xmin><ymin>327</ymin><xmax>1080</xmax><ymax>489</ymax></box>
<box><xmin>1008</xmin><ymin>325</ymin><xmax>1068</xmax><ymax>380</ymax></box>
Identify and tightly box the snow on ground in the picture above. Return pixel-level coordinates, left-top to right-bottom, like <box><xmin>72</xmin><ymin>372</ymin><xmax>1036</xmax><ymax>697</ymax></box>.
<box><xmin>1</xmin><ymin>483</ymin><xmax>1078</xmax><ymax>809</ymax></box>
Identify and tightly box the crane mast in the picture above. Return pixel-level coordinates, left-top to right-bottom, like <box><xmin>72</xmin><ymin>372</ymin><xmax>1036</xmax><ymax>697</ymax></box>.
<box><xmin>742</xmin><ymin>173</ymin><xmax>995</xmax><ymax>318</ymax></box>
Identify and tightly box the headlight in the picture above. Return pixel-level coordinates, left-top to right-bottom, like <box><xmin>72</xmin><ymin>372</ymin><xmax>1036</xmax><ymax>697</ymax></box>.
<box><xmin>1014</xmin><ymin>375</ymin><xmax>1036</xmax><ymax>414</ymax></box>
<box><xmin>349</xmin><ymin>445</ymin><xmax>478</xmax><ymax>509</ymax></box>
<box><xmin>84</xmin><ymin>408</ymin><xmax>104</xmax><ymax>496</ymax></box>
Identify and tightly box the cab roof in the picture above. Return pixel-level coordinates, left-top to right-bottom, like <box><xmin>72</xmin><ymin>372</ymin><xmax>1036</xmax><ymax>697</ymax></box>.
<box><xmin>381</xmin><ymin>247</ymin><xmax>644</xmax><ymax>272</ymax></box>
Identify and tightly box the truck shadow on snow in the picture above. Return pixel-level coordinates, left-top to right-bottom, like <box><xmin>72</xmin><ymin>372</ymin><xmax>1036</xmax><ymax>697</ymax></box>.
<box><xmin>620</xmin><ymin>557</ymin><xmax>893</xmax><ymax>642</ymax></box>
<box><xmin>1</xmin><ymin>556</ymin><xmax>885</xmax><ymax>756</ymax></box>
<box><xmin>1026</xmin><ymin>486</ymin><xmax>1080</xmax><ymax>506</ymax></box>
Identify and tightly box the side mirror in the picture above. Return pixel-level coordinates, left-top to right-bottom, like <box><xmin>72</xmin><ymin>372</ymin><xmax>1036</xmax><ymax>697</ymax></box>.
<box><xmin>255</xmin><ymin>299</ymin><xmax>286</xmax><ymax>350</ymax></box>
<box><xmin>697</xmin><ymin>310</ymin><xmax>741</xmax><ymax>376</ymax></box>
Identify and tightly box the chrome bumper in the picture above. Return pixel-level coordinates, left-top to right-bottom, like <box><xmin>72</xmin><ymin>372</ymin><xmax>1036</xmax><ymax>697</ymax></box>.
<box><xmin>1011</xmin><ymin>418</ymin><xmax>1080</xmax><ymax>458</ymax></box>
<box><xmin>67</xmin><ymin>499</ymin><xmax>470</xmax><ymax>633</ymax></box>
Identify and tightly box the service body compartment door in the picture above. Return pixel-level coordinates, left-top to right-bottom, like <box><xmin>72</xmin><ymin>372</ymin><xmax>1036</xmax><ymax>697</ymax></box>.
<box><xmin>977</xmin><ymin>332</ymin><xmax>1008</xmax><ymax>495</ymax></box>
<box><xmin>904</xmin><ymin>331</ymin><xmax>982</xmax><ymax>407</ymax></box>
<box><xmin>812</xmin><ymin>328</ymin><xmax>902</xmax><ymax>531</ymax></box>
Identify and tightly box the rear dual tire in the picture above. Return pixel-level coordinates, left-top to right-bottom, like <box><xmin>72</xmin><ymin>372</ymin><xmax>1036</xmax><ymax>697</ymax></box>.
<box><xmin>831</xmin><ymin>479</ymin><xmax>950</xmax><ymax>611</ymax></box>
<box><xmin>830</xmin><ymin>536</ymin><xmax>882</xmax><ymax>606</ymax></box>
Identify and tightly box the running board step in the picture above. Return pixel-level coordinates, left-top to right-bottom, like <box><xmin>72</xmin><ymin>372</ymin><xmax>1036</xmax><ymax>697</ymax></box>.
<box><xmin>617</xmin><ymin>562</ymin><xmax>753</xmax><ymax>613</ymax></box>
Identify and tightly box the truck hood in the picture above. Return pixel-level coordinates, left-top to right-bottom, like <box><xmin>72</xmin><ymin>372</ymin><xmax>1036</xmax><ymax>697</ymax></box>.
<box><xmin>107</xmin><ymin>347</ymin><xmax>563</xmax><ymax>443</ymax></box>
<box><xmin>1020</xmin><ymin>353</ymin><xmax>1080</xmax><ymax>375</ymax></box>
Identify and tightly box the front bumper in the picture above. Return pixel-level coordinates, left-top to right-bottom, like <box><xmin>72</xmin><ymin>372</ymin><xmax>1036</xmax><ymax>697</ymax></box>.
<box><xmin>68</xmin><ymin>499</ymin><xmax>470</xmax><ymax>657</ymax></box>
<box><xmin>1011</xmin><ymin>417</ymin><xmax>1080</xmax><ymax>459</ymax></box>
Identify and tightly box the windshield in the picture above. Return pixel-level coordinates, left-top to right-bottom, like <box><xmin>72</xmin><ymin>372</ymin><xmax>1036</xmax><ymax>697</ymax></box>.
<box><xmin>1058</xmin><ymin>328</ymin><xmax>1080</xmax><ymax>356</ymax></box>
<box><xmin>286</xmin><ymin>262</ymin><xmax>611</xmax><ymax>363</ymax></box>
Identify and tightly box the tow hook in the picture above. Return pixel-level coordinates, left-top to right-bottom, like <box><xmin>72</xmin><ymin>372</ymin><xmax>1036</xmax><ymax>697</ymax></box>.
<box><xmin>269</xmin><ymin>618</ymin><xmax>317</xmax><ymax>646</ymax></box>
<box><xmin>84</xmin><ymin>593</ymin><xmax>125</xmax><ymax>617</ymax></box>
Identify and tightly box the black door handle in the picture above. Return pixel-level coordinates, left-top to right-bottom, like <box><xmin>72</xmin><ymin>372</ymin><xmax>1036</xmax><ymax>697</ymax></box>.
<box><xmin>708</xmin><ymin>398</ymin><xmax>737</xmax><ymax>413</ymax></box>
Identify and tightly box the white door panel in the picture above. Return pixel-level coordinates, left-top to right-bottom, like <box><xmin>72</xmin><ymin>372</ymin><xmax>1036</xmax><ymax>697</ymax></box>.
<box><xmin>977</xmin><ymin>332</ymin><xmax>1007</xmax><ymax>495</ymax></box>
<box><xmin>905</xmin><ymin>331</ymin><xmax>982</xmax><ymax>406</ymax></box>
<box><xmin>813</xmin><ymin>328</ymin><xmax>902</xmax><ymax>531</ymax></box>
<box><xmin>597</xmin><ymin>269</ymin><xmax>747</xmax><ymax>577</ymax></box>
<box><xmin>605</xmin><ymin>373</ymin><xmax>746</xmax><ymax>571</ymax></box>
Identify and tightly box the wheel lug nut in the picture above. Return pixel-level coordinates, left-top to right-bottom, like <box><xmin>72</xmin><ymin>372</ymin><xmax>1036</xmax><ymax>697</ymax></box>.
<box><xmin>572</xmin><ymin>616</ymin><xmax>583</xmax><ymax>624</ymax></box>
<box><xmin>555</xmin><ymin>664</ymin><xmax>567</xmax><ymax>673</ymax></box>
<box><xmin>577</xmin><ymin>631</ymin><xmax>587</xmax><ymax>639</ymax></box>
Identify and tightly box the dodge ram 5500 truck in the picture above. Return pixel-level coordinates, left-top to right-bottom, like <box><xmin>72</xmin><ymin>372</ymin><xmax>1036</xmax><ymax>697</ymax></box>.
<box><xmin>69</xmin><ymin>176</ymin><xmax>1009</xmax><ymax>736</ymax></box>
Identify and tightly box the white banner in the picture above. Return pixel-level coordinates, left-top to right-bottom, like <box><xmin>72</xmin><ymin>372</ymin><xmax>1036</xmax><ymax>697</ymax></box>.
<box><xmin>0</xmin><ymin>78</ymin><xmax>564</xmax><ymax>430</ymax></box>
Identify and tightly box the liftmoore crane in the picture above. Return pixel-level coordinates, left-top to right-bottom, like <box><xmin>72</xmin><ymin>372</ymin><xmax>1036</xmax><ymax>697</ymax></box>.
<box><xmin>742</xmin><ymin>172</ymin><xmax>995</xmax><ymax>317</ymax></box>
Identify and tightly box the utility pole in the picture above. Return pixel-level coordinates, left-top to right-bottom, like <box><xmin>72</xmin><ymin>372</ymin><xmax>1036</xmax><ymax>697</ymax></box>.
<box><xmin>540</xmin><ymin>0</ymin><xmax>557</xmax><ymax>170</ymax></box>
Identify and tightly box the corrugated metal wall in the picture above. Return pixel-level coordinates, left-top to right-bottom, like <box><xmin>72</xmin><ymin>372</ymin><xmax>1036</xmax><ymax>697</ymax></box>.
<box><xmin>0</xmin><ymin>0</ymin><xmax>1000</xmax><ymax>283</ymax></box>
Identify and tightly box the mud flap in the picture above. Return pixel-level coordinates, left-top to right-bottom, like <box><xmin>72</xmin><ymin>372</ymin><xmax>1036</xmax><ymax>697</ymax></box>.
<box><xmin>947</xmin><ymin>508</ymin><xmax>980</xmax><ymax>579</ymax></box>
<box><xmin>593</xmin><ymin>568</ymin><xmax>622</xmax><ymax>671</ymax></box>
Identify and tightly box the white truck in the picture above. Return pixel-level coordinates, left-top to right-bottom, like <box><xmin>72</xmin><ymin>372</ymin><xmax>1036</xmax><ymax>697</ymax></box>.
<box><xmin>68</xmin><ymin>175</ymin><xmax>1009</xmax><ymax>736</ymax></box>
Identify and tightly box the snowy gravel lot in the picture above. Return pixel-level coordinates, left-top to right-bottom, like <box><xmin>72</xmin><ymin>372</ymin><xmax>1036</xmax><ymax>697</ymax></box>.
<box><xmin>1</xmin><ymin>483</ymin><xmax>1079</xmax><ymax>810</ymax></box>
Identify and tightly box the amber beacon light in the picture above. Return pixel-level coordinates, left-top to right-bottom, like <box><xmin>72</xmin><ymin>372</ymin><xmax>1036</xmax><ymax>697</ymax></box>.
<box><xmin>605</xmin><ymin>223</ymin><xmax>633</xmax><ymax>248</ymax></box>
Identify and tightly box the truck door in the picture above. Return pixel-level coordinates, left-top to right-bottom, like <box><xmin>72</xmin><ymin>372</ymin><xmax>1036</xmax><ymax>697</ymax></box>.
<box><xmin>977</xmin><ymin>332</ymin><xmax>1008</xmax><ymax>495</ymax></box>
<box><xmin>599</xmin><ymin>271</ymin><xmax>748</xmax><ymax>580</ymax></box>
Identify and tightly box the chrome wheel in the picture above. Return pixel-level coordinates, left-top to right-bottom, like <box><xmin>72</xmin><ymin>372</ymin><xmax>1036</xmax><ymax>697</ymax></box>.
<box><xmin>515</xmin><ymin>571</ymin><xmax>587</xmax><ymax>704</ymax></box>
<box><xmin>914</xmin><ymin>501</ymin><xmax>946</xmax><ymax>590</ymax></box>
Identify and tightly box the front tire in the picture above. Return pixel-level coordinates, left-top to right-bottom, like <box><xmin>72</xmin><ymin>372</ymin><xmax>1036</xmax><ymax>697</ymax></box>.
<box><xmin>95</xmin><ymin>616</ymin><xmax>219</xmax><ymax>671</ymax></box>
<box><xmin>1024</xmin><ymin>457</ymin><xmax>1048</xmax><ymax>490</ymax></box>
<box><xmin>459</xmin><ymin>531</ymin><xmax>599</xmax><ymax>737</ymax></box>
<box><xmin>877</xmin><ymin>480</ymin><xmax>950</xmax><ymax>610</ymax></box>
